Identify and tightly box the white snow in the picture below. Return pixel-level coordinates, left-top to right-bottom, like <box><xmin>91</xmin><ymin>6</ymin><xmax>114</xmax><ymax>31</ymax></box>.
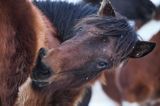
<box><xmin>89</xmin><ymin>81</ymin><xmax>119</xmax><ymax>106</ymax></box>
<box><xmin>137</xmin><ymin>20</ymin><xmax>160</xmax><ymax>41</ymax></box>
<box><xmin>150</xmin><ymin>0</ymin><xmax>160</xmax><ymax>6</ymax></box>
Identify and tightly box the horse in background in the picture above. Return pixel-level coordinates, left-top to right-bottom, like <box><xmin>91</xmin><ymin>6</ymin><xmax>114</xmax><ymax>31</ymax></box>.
<box><xmin>155</xmin><ymin>6</ymin><xmax>160</xmax><ymax>20</ymax></box>
<box><xmin>14</xmin><ymin>0</ymin><xmax>155</xmax><ymax>106</ymax></box>
<box><xmin>136</xmin><ymin>4</ymin><xmax>160</xmax><ymax>30</ymax></box>
<box><xmin>83</xmin><ymin>0</ymin><xmax>156</xmax><ymax>22</ymax></box>
<box><xmin>101</xmin><ymin>11</ymin><xmax>160</xmax><ymax>105</ymax></box>
<box><xmin>83</xmin><ymin>0</ymin><xmax>157</xmax><ymax>31</ymax></box>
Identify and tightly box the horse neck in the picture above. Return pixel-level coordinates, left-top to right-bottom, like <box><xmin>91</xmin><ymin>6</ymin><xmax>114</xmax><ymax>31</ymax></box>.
<box><xmin>149</xmin><ymin>31</ymin><xmax>160</xmax><ymax>65</ymax></box>
<box><xmin>151</xmin><ymin>31</ymin><xmax>160</xmax><ymax>43</ymax></box>
<box><xmin>143</xmin><ymin>31</ymin><xmax>160</xmax><ymax>62</ymax></box>
<box><xmin>0</xmin><ymin>1</ymin><xmax>59</xmax><ymax>105</ymax></box>
<box><xmin>16</xmin><ymin>78</ymin><xmax>84</xmax><ymax>106</ymax></box>
<box><xmin>15</xmin><ymin>78</ymin><xmax>49</xmax><ymax>106</ymax></box>
<box><xmin>0</xmin><ymin>0</ymin><xmax>59</xmax><ymax>76</ymax></box>
<box><xmin>0</xmin><ymin>1</ymin><xmax>37</xmax><ymax>105</ymax></box>
<box><xmin>0</xmin><ymin>0</ymin><xmax>37</xmax><ymax>67</ymax></box>
<box><xmin>34</xmin><ymin>1</ymin><xmax>98</xmax><ymax>41</ymax></box>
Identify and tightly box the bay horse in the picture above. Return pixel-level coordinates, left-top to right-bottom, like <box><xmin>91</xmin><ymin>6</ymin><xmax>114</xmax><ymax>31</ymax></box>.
<box><xmin>15</xmin><ymin>0</ymin><xmax>156</xmax><ymax>106</ymax></box>
<box><xmin>0</xmin><ymin>0</ymin><xmax>155</xmax><ymax>106</ymax></box>
<box><xmin>101</xmin><ymin>24</ymin><xmax>160</xmax><ymax>106</ymax></box>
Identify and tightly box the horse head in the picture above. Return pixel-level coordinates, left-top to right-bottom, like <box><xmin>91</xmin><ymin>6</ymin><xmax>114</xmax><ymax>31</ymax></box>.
<box><xmin>31</xmin><ymin>0</ymin><xmax>155</xmax><ymax>90</ymax></box>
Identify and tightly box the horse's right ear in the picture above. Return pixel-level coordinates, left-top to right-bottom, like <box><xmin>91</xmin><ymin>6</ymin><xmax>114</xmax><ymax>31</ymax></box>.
<box><xmin>97</xmin><ymin>0</ymin><xmax>115</xmax><ymax>17</ymax></box>
<box><xmin>128</xmin><ymin>41</ymin><xmax>156</xmax><ymax>58</ymax></box>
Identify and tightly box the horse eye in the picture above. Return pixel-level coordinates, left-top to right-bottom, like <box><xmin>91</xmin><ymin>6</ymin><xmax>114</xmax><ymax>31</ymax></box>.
<box><xmin>97</xmin><ymin>61</ymin><xmax>108</xmax><ymax>69</ymax></box>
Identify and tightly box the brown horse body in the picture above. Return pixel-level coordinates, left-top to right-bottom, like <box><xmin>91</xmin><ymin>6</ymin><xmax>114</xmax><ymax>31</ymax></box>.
<box><xmin>119</xmin><ymin>32</ymin><xmax>160</xmax><ymax>105</ymax></box>
<box><xmin>0</xmin><ymin>0</ymin><xmax>60</xmax><ymax>105</ymax></box>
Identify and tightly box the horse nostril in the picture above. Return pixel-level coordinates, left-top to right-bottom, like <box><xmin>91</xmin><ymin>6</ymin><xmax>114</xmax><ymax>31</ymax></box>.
<box><xmin>39</xmin><ymin>68</ymin><xmax>51</xmax><ymax>75</ymax></box>
<box><xmin>39</xmin><ymin>48</ymin><xmax>47</xmax><ymax>57</ymax></box>
<box><xmin>32</xmin><ymin>48</ymin><xmax>52</xmax><ymax>80</ymax></box>
<box><xmin>37</xmin><ymin>48</ymin><xmax>47</xmax><ymax>64</ymax></box>
<box><xmin>32</xmin><ymin>79</ymin><xmax>49</xmax><ymax>88</ymax></box>
<box><xmin>32</xmin><ymin>61</ymin><xmax>52</xmax><ymax>80</ymax></box>
<box><xmin>39</xmin><ymin>63</ymin><xmax>52</xmax><ymax>77</ymax></box>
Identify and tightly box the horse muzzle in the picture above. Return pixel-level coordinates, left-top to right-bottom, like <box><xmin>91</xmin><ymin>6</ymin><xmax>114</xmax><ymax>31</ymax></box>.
<box><xmin>31</xmin><ymin>48</ymin><xmax>53</xmax><ymax>88</ymax></box>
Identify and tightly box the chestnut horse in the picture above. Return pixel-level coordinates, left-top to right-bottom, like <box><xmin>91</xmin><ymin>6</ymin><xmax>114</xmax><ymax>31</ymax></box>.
<box><xmin>101</xmin><ymin>12</ymin><xmax>160</xmax><ymax>106</ymax></box>
<box><xmin>0</xmin><ymin>0</ymin><xmax>60</xmax><ymax>105</ymax></box>
<box><xmin>15</xmin><ymin>0</ymin><xmax>156</xmax><ymax>106</ymax></box>
<box><xmin>0</xmin><ymin>0</ymin><xmax>155</xmax><ymax>106</ymax></box>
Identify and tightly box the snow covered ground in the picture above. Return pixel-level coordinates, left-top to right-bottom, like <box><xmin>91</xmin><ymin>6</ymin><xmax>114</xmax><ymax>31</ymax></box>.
<box><xmin>89</xmin><ymin>81</ymin><xmax>140</xmax><ymax>106</ymax></box>
<box><xmin>89</xmin><ymin>82</ymin><xmax>119</xmax><ymax>106</ymax></box>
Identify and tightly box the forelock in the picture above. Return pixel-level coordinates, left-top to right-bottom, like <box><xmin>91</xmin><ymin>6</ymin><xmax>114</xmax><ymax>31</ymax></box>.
<box><xmin>75</xmin><ymin>15</ymin><xmax>139</xmax><ymax>66</ymax></box>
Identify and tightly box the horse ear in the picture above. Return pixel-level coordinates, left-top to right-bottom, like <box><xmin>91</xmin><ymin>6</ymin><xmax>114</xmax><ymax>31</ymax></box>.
<box><xmin>129</xmin><ymin>41</ymin><xmax>156</xmax><ymax>58</ymax></box>
<box><xmin>98</xmin><ymin>0</ymin><xmax>115</xmax><ymax>16</ymax></box>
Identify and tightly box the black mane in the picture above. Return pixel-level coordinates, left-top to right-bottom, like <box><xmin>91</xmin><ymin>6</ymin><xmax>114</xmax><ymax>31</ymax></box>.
<box><xmin>34</xmin><ymin>1</ymin><xmax>97</xmax><ymax>41</ymax></box>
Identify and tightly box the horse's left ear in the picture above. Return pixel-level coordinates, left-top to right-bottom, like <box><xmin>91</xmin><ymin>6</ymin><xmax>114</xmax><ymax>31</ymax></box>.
<box><xmin>129</xmin><ymin>41</ymin><xmax>156</xmax><ymax>58</ymax></box>
<box><xmin>98</xmin><ymin>0</ymin><xmax>115</xmax><ymax>17</ymax></box>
